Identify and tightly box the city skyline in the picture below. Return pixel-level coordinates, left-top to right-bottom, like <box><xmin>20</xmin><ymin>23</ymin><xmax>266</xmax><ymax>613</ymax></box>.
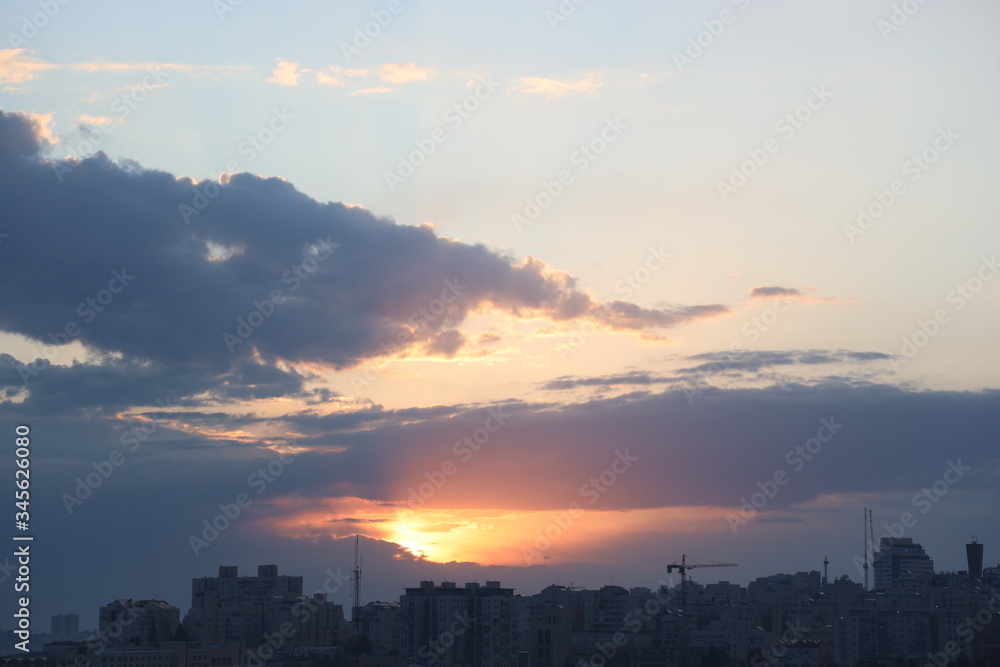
<box><xmin>1</xmin><ymin>0</ymin><xmax>999</xmax><ymax>649</ymax></box>
<box><xmin>6</xmin><ymin>550</ymin><xmax>999</xmax><ymax>667</ymax></box>
<box><xmin>6</xmin><ymin>533</ymin><xmax>997</xmax><ymax>633</ymax></box>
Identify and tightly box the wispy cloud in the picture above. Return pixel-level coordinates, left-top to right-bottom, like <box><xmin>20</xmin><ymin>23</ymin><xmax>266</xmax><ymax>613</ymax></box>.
<box><xmin>508</xmin><ymin>70</ymin><xmax>605</xmax><ymax>100</ymax></box>
<box><xmin>0</xmin><ymin>49</ymin><xmax>55</xmax><ymax>88</ymax></box>
<box><xmin>78</xmin><ymin>114</ymin><xmax>122</xmax><ymax>127</ymax></box>
<box><xmin>316</xmin><ymin>68</ymin><xmax>345</xmax><ymax>87</ymax></box>
<box><xmin>350</xmin><ymin>86</ymin><xmax>394</xmax><ymax>96</ymax></box>
<box><xmin>378</xmin><ymin>63</ymin><xmax>437</xmax><ymax>84</ymax></box>
<box><xmin>748</xmin><ymin>285</ymin><xmax>843</xmax><ymax>304</ymax></box>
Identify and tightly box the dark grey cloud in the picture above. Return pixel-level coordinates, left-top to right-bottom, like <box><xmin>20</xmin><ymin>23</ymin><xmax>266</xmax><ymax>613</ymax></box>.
<box><xmin>749</xmin><ymin>286</ymin><xmax>802</xmax><ymax>299</ymax></box>
<box><xmin>0</xmin><ymin>110</ymin><xmax>49</xmax><ymax>159</ymax></box>
<box><xmin>541</xmin><ymin>371</ymin><xmax>673</xmax><ymax>391</ymax></box>
<box><xmin>15</xmin><ymin>380</ymin><xmax>1000</xmax><ymax>631</ymax></box>
<box><xmin>108</xmin><ymin>380</ymin><xmax>995</xmax><ymax>516</ymax></box>
<box><xmin>679</xmin><ymin>349</ymin><xmax>892</xmax><ymax>376</ymax></box>
<box><xmin>540</xmin><ymin>351</ymin><xmax>893</xmax><ymax>391</ymax></box>
<box><xmin>0</xmin><ymin>110</ymin><xmax>728</xmax><ymax>381</ymax></box>
<box><xmin>0</xmin><ymin>354</ymin><xmax>308</xmax><ymax>416</ymax></box>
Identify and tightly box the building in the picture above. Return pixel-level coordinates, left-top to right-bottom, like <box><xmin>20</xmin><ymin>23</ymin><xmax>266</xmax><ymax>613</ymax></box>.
<box><xmin>99</xmin><ymin>600</ymin><xmax>180</xmax><ymax>644</ymax></box>
<box><xmin>7</xmin><ymin>640</ymin><xmax>244</xmax><ymax>667</ymax></box>
<box><xmin>50</xmin><ymin>613</ymin><xmax>79</xmax><ymax>640</ymax></box>
<box><xmin>357</xmin><ymin>600</ymin><xmax>401</xmax><ymax>658</ymax></box>
<box><xmin>873</xmin><ymin>537</ymin><xmax>934</xmax><ymax>590</ymax></box>
<box><xmin>400</xmin><ymin>580</ymin><xmax>516</xmax><ymax>667</ymax></box>
<box><xmin>183</xmin><ymin>564</ymin><xmax>345</xmax><ymax>650</ymax></box>
<box><xmin>966</xmin><ymin>538</ymin><xmax>984</xmax><ymax>578</ymax></box>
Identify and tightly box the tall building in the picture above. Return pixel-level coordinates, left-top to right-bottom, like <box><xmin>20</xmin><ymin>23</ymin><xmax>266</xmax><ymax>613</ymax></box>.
<box><xmin>400</xmin><ymin>580</ymin><xmax>516</xmax><ymax>667</ymax></box>
<box><xmin>966</xmin><ymin>537</ymin><xmax>984</xmax><ymax>578</ymax></box>
<box><xmin>873</xmin><ymin>537</ymin><xmax>934</xmax><ymax>590</ymax></box>
<box><xmin>184</xmin><ymin>564</ymin><xmax>345</xmax><ymax>650</ymax></box>
<box><xmin>51</xmin><ymin>612</ymin><xmax>79</xmax><ymax>639</ymax></box>
<box><xmin>357</xmin><ymin>600</ymin><xmax>401</xmax><ymax>658</ymax></box>
<box><xmin>99</xmin><ymin>599</ymin><xmax>180</xmax><ymax>644</ymax></box>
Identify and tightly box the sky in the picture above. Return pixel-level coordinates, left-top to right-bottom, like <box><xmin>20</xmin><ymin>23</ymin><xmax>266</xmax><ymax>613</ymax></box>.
<box><xmin>1</xmin><ymin>0</ymin><xmax>999</xmax><ymax>630</ymax></box>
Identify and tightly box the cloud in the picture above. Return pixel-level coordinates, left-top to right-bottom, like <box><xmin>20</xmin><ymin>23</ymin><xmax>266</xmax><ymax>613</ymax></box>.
<box><xmin>68</xmin><ymin>61</ymin><xmax>196</xmax><ymax>74</ymax></box>
<box><xmin>378</xmin><ymin>63</ymin><xmax>437</xmax><ymax>84</ymax></box>
<box><xmin>541</xmin><ymin>371</ymin><xmax>672</xmax><ymax>391</ymax></box>
<box><xmin>0</xmin><ymin>110</ymin><xmax>725</xmax><ymax>383</ymax></box>
<box><xmin>1</xmin><ymin>49</ymin><xmax>242</xmax><ymax>91</ymax></box>
<box><xmin>350</xmin><ymin>86</ymin><xmax>394</xmax><ymax>96</ymax></box>
<box><xmin>749</xmin><ymin>286</ymin><xmax>802</xmax><ymax>299</ymax></box>
<box><xmin>425</xmin><ymin>329</ymin><xmax>467</xmax><ymax>358</ymax></box>
<box><xmin>678</xmin><ymin>349</ymin><xmax>892</xmax><ymax>377</ymax></box>
<box><xmin>0</xmin><ymin>49</ymin><xmax>56</xmax><ymax>87</ymax></box>
<box><xmin>0</xmin><ymin>109</ymin><xmax>53</xmax><ymax>157</ymax></box>
<box><xmin>747</xmin><ymin>285</ymin><xmax>843</xmax><ymax>304</ymax></box>
<box><xmin>78</xmin><ymin>114</ymin><xmax>122</xmax><ymax>127</ymax></box>
<box><xmin>316</xmin><ymin>69</ymin><xmax>345</xmax><ymax>87</ymax></box>
<box><xmin>268</xmin><ymin>60</ymin><xmax>305</xmax><ymax>86</ymax></box>
<box><xmin>508</xmin><ymin>71</ymin><xmax>604</xmax><ymax>100</ymax></box>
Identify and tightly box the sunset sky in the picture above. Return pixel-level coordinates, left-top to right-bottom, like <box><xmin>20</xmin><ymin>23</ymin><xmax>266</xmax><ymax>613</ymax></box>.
<box><xmin>1</xmin><ymin>0</ymin><xmax>999</xmax><ymax>628</ymax></box>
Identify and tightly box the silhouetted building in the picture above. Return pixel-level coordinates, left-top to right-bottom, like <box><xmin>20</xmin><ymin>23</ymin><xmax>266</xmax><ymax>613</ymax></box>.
<box><xmin>183</xmin><ymin>564</ymin><xmax>345</xmax><ymax>651</ymax></box>
<box><xmin>99</xmin><ymin>599</ymin><xmax>180</xmax><ymax>644</ymax></box>
<box><xmin>50</xmin><ymin>613</ymin><xmax>79</xmax><ymax>639</ymax></box>
<box><xmin>873</xmin><ymin>537</ymin><xmax>934</xmax><ymax>590</ymax></box>
<box><xmin>400</xmin><ymin>580</ymin><xmax>516</xmax><ymax>667</ymax></box>
<box><xmin>357</xmin><ymin>600</ymin><xmax>400</xmax><ymax>658</ymax></box>
<box><xmin>966</xmin><ymin>538</ymin><xmax>984</xmax><ymax>578</ymax></box>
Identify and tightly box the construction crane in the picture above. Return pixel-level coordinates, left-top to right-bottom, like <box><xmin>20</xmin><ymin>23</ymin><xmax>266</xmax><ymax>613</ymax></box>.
<box><xmin>667</xmin><ymin>555</ymin><xmax>737</xmax><ymax>667</ymax></box>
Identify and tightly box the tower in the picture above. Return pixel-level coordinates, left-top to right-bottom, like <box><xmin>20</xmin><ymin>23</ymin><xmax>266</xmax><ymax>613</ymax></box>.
<box><xmin>966</xmin><ymin>536</ymin><xmax>984</xmax><ymax>578</ymax></box>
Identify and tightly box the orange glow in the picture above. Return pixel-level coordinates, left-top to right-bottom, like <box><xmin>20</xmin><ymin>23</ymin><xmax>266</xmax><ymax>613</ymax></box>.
<box><xmin>256</xmin><ymin>496</ymin><xmax>733</xmax><ymax>566</ymax></box>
